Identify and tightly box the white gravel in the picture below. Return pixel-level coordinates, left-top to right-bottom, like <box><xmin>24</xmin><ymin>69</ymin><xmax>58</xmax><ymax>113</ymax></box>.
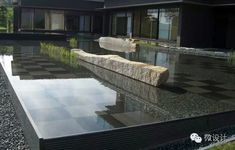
<box><xmin>0</xmin><ymin>71</ymin><xmax>30</xmax><ymax>150</ymax></box>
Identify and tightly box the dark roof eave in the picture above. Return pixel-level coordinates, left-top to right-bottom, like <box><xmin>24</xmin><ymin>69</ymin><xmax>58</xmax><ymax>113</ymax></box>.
<box><xmin>17</xmin><ymin>5</ymin><xmax>103</xmax><ymax>12</ymax></box>
<box><xmin>98</xmin><ymin>0</ymin><xmax>235</xmax><ymax>10</ymax></box>
<box><xmin>99</xmin><ymin>1</ymin><xmax>183</xmax><ymax>10</ymax></box>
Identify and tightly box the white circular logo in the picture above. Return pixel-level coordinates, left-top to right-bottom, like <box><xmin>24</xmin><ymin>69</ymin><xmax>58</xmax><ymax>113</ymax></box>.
<box><xmin>190</xmin><ymin>133</ymin><xmax>202</xmax><ymax>143</ymax></box>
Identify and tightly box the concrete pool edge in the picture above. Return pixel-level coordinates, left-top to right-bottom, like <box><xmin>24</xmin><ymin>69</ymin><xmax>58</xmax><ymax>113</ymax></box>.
<box><xmin>42</xmin><ymin>110</ymin><xmax>235</xmax><ymax>150</ymax></box>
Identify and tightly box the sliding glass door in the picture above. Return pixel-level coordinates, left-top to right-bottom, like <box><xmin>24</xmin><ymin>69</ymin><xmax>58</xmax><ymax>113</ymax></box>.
<box><xmin>112</xmin><ymin>12</ymin><xmax>132</xmax><ymax>36</ymax></box>
<box><xmin>131</xmin><ymin>7</ymin><xmax>179</xmax><ymax>41</ymax></box>
<box><xmin>21</xmin><ymin>8</ymin><xmax>34</xmax><ymax>30</ymax></box>
<box><xmin>159</xmin><ymin>8</ymin><xmax>179</xmax><ymax>40</ymax></box>
<box><xmin>66</xmin><ymin>15</ymin><xmax>79</xmax><ymax>31</ymax></box>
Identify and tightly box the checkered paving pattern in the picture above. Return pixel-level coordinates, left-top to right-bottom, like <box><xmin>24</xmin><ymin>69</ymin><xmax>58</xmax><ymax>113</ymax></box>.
<box><xmin>11</xmin><ymin>53</ymin><xmax>91</xmax><ymax>80</ymax></box>
<box><xmin>167</xmin><ymin>72</ymin><xmax>235</xmax><ymax>102</ymax></box>
<box><xmin>11</xmin><ymin>52</ymin><xmax>235</xmax><ymax>103</ymax></box>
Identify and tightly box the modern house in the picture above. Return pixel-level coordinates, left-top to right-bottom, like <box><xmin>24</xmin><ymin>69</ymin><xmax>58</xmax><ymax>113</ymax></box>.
<box><xmin>12</xmin><ymin>0</ymin><xmax>235</xmax><ymax>48</ymax></box>
<box><xmin>13</xmin><ymin>0</ymin><xmax>104</xmax><ymax>34</ymax></box>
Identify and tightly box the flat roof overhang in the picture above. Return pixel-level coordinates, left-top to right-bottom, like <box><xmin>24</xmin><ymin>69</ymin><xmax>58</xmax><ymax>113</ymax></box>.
<box><xmin>100</xmin><ymin>0</ymin><xmax>235</xmax><ymax>10</ymax></box>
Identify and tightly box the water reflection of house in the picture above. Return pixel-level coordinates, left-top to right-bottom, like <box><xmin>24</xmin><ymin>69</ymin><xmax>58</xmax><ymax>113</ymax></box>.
<box><xmin>95</xmin><ymin>93</ymin><xmax>162</xmax><ymax>127</ymax></box>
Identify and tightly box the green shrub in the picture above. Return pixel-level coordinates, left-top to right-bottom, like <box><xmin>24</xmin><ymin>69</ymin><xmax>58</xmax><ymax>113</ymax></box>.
<box><xmin>40</xmin><ymin>42</ymin><xmax>79</xmax><ymax>68</ymax></box>
<box><xmin>69</xmin><ymin>38</ymin><xmax>78</xmax><ymax>48</ymax></box>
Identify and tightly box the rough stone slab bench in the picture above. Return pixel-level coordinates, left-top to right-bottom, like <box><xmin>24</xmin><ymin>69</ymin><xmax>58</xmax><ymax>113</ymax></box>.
<box><xmin>72</xmin><ymin>49</ymin><xmax>169</xmax><ymax>86</ymax></box>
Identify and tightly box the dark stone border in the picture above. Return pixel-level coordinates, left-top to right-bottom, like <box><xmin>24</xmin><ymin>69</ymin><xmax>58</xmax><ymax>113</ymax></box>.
<box><xmin>0</xmin><ymin>33</ymin><xmax>66</xmax><ymax>41</ymax></box>
<box><xmin>140</xmin><ymin>45</ymin><xmax>230</xmax><ymax>59</ymax></box>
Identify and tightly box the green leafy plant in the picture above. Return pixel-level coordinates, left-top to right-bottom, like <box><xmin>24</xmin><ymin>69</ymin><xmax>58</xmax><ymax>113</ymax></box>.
<box><xmin>0</xmin><ymin>46</ymin><xmax>13</xmax><ymax>55</ymax></box>
<box><xmin>40</xmin><ymin>42</ymin><xmax>79</xmax><ymax>68</ymax></box>
<box><xmin>69</xmin><ymin>37</ymin><xmax>78</xmax><ymax>48</ymax></box>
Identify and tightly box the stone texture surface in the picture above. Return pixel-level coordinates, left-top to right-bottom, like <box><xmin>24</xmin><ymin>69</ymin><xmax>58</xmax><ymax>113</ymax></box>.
<box><xmin>72</xmin><ymin>49</ymin><xmax>169</xmax><ymax>86</ymax></box>
<box><xmin>98</xmin><ymin>37</ymin><xmax>137</xmax><ymax>52</ymax></box>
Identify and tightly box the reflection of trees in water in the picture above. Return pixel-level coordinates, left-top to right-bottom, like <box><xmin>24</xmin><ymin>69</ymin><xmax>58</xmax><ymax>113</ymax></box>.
<box><xmin>0</xmin><ymin>5</ymin><xmax>13</xmax><ymax>32</ymax></box>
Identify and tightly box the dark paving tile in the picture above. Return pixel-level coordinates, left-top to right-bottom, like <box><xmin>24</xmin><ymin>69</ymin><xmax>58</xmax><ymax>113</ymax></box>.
<box><xmin>218</xmin><ymin>91</ymin><xmax>235</xmax><ymax>98</ymax></box>
<box><xmin>199</xmin><ymin>80</ymin><xmax>222</xmax><ymax>85</ymax></box>
<box><xmin>201</xmin><ymin>92</ymin><xmax>232</xmax><ymax>101</ymax></box>
<box><xmin>173</xmin><ymin>77</ymin><xmax>193</xmax><ymax>82</ymax></box>
<box><xmin>174</xmin><ymin>73</ymin><xmax>191</xmax><ymax>77</ymax></box>
<box><xmin>201</xmin><ymin>86</ymin><xmax>228</xmax><ymax>92</ymax></box>
<box><xmin>159</xmin><ymin>84</ymin><xmax>187</xmax><ymax>94</ymax></box>
<box><xmin>223</xmin><ymin>70</ymin><xmax>235</xmax><ymax>74</ymax></box>
<box><xmin>184</xmin><ymin>81</ymin><xmax>209</xmax><ymax>87</ymax></box>
<box><xmin>183</xmin><ymin>87</ymin><xmax>211</xmax><ymax>94</ymax></box>
<box><xmin>31</xmin><ymin>75</ymin><xmax>56</xmax><ymax>79</ymax></box>
<box><xmin>166</xmin><ymin>82</ymin><xmax>191</xmax><ymax>88</ymax></box>
<box><xmin>215</xmin><ymin>84</ymin><xmax>235</xmax><ymax>91</ymax></box>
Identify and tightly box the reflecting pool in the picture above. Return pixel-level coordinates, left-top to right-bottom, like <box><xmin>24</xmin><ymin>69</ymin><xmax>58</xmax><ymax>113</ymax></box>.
<box><xmin>0</xmin><ymin>39</ymin><xmax>235</xmax><ymax>139</ymax></box>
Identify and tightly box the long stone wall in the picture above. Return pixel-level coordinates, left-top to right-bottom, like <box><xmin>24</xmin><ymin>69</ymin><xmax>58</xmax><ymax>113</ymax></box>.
<box><xmin>72</xmin><ymin>49</ymin><xmax>169</xmax><ymax>86</ymax></box>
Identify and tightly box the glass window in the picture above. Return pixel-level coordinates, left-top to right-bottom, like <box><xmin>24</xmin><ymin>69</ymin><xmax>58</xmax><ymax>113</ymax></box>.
<box><xmin>159</xmin><ymin>8</ymin><xmax>179</xmax><ymax>40</ymax></box>
<box><xmin>116</xmin><ymin>16</ymin><xmax>127</xmax><ymax>36</ymax></box>
<box><xmin>133</xmin><ymin>10</ymin><xmax>141</xmax><ymax>37</ymax></box>
<box><xmin>140</xmin><ymin>9</ymin><xmax>158</xmax><ymax>39</ymax></box>
<box><xmin>79</xmin><ymin>15</ymin><xmax>91</xmax><ymax>32</ymax></box>
<box><xmin>50</xmin><ymin>11</ymin><xmax>64</xmax><ymax>30</ymax></box>
<box><xmin>93</xmin><ymin>15</ymin><xmax>102</xmax><ymax>33</ymax></box>
<box><xmin>21</xmin><ymin>8</ymin><xmax>34</xmax><ymax>30</ymax></box>
<box><xmin>84</xmin><ymin>16</ymin><xmax>91</xmax><ymax>32</ymax></box>
<box><xmin>34</xmin><ymin>9</ymin><xmax>45</xmax><ymax>29</ymax></box>
<box><xmin>66</xmin><ymin>15</ymin><xmax>79</xmax><ymax>31</ymax></box>
<box><xmin>111</xmin><ymin>12</ymin><xmax>132</xmax><ymax>36</ymax></box>
<box><xmin>79</xmin><ymin>16</ymin><xmax>85</xmax><ymax>31</ymax></box>
<box><xmin>127</xmin><ymin>12</ymin><xmax>132</xmax><ymax>36</ymax></box>
<box><xmin>112</xmin><ymin>14</ymin><xmax>117</xmax><ymax>35</ymax></box>
<box><xmin>147</xmin><ymin>9</ymin><xmax>158</xmax><ymax>39</ymax></box>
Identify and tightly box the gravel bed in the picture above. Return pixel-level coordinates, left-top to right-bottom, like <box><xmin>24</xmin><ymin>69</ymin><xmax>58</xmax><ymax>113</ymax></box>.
<box><xmin>0</xmin><ymin>70</ymin><xmax>29</xmax><ymax>150</ymax></box>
